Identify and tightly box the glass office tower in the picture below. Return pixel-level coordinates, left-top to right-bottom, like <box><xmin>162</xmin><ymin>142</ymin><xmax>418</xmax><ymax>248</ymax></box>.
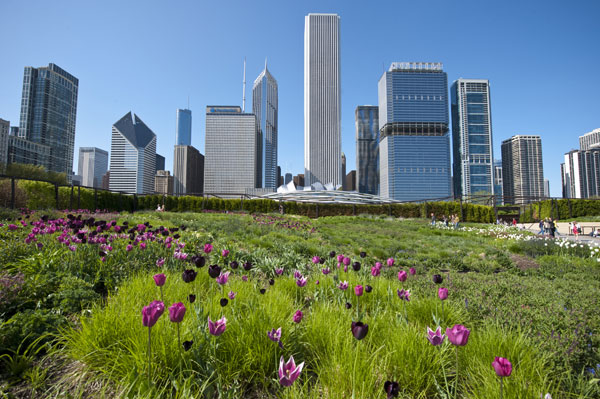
<box><xmin>78</xmin><ymin>147</ymin><xmax>108</xmax><ymax>188</ymax></box>
<box><xmin>378</xmin><ymin>62</ymin><xmax>451</xmax><ymax>201</ymax></box>
<box><xmin>252</xmin><ymin>62</ymin><xmax>278</xmax><ymax>189</ymax></box>
<box><xmin>176</xmin><ymin>109</ymin><xmax>192</xmax><ymax>146</ymax></box>
<box><xmin>19</xmin><ymin>63</ymin><xmax>78</xmax><ymax>177</ymax></box>
<box><xmin>355</xmin><ymin>106</ymin><xmax>379</xmax><ymax>195</ymax></box>
<box><xmin>451</xmin><ymin>79</ymin><xmax>494</xmax><ymax>200</ymax></box>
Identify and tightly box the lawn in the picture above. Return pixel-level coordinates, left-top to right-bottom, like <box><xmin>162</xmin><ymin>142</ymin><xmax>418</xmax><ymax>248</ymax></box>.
<box><xmin>0</xmin><ymin>210</ymin><xmax>599</xmax><ymax>398</ymax></box>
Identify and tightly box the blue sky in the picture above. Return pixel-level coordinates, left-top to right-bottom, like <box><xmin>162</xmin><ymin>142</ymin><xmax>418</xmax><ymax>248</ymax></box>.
<box><xmin>1</xmin><ymin>0</ymin><xmax>598</xmax><ymax>196</ymax></box>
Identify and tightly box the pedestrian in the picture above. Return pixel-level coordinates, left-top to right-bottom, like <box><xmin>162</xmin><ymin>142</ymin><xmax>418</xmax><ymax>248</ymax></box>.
<box><xmin>549</xmin><ymin>218</ymin><xmax>556</xmax><ymax>238</ymax></box>
<box><xmin>512</xmin><ymin>218</ymin><xmax>517</xmax><ymax>227</ymax></box>
<box><xmin>538</xmin><ymin>219</ymin><xmax>545</xmax><ymax>235</ymax></box>
<box><xmin>430</xmin><ymin>212</ymin><xmax>436</xmax><ymax>226</ymax></box>
<box><xmin>444</xmin><ymin>215</ymin><xmax>449</xmax><ymax>227</ymax></box>
<box><xmin>574</xmin><ymin>221</ymin><xmax>581</xmax><ymax>240</ymax></box>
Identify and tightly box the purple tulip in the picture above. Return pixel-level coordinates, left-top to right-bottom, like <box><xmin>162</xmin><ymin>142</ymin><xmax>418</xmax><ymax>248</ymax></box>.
<box><xmin>296</xmin><ymin>277</ymin><xmax>307</xmax><ymax>287</ymax></box>
<box><xmin>387</xmin><ymin>258</ymin><xmax>394</xmax><ymax>267</ymax></box>
<box><xmin>267</xmin><ymin>327</ymin><xmax>282</xmax><ymax>343</ymax></box>
<box><xmin>359</xmin><ymin>251</ymin><xmax>366</xmax><ymax>258</ymax></box>
<box><xmin>337</xmin><ymin>254</ymin><xmax>344</xmax><ymax>263</ymax></box>
<box><xmin>140</xmin><ymin>242</ymin><xmax>146</xmax><ymax>250</ymax></box>
<box><xmin>438</xmin><ymin>287</ymin><xmax>448</xmax><ymax>300</ymax></box>
<box><xmin>397</xmin><ymin>289</ymin><xmax>411</xmax><ymax>301</ymax></box>
<box><xmin>446</xmin><ymin>324</ymin><xmax>470</xmax><ymax>346</ymax></box>
<box><xmin>343</xmin><ymin>257</ymin><xmax>351</xmax><ymax>266</ymax></box>
<box><xmin>208</xmin><ymin>316</ymin><xmax>227</xmax><ymax>336</ymax></box>
<box><xmin>322</xmin><ymin>267</ymin><xmax>331</xmax><ymax>275</ymax></box>
<box><xmin>354</xmin><ymin>285</ymin><xmax>363</xmax><ymax>297</ymax></box>
<box><xmin>293</xmin><ymin>310</ymin><xmax>303</xmax><ymax>323</ymax></box>
<box><xmin>275</xmin><ymin>267</ymin><xmax>284</xmax><ymax>275</ymax></box>
<box><xmin>228</xmin><ymin>291</ymin><xmax>236</xmax><ymax>300</ymax></box>
<box><xmin>492</xmin><ymin>357</ymin><xmax>512</xmax><ymax>377</ymax></box>
<box><xmin>338</xmin><ymin>281</ymin><xmax>349</xmax><ymax>290</ymax></box>
<box><xmin>329</xmin><ymin>251</ymin><xmax>336</xmax><ymax>258</ymax></box>
<box><xmin>365</xmin><ymin>285</ymin><xmax>373</xmax><ymax>293</ymax></box>
<box><xmin>222</xmin><ymin>249</ymin><xmax>229</xmax><ymax>257</ymax></box>
<box><xmin>278</xmin><ymin>355</ymin><xmax>304</xmax><ymax>387</ymax></box>
<box><xmin>216</xmin><ymin>271</ymin><xmax>230</xmax><ymax>285</ymax></box>
<box><xmin>242</xmin><ymin>275</ymin><xmax>248</xmax><ymax>282</ymax></box>
<box><xmin>153</xmin><ymin>273</ymin><xmax>166</xmax><ymax>287</ymax></box>
<box><xmin>156</xmin><ymin>258</ymin><xmax>165</xmax><ymax>267</ymax></box>
<box><xmin>182</xmin><ymin>269</ymin><xmax>197</xmax><ymax>283</ymax></box>
<box><xmin>384</xmin><ymin>381</ymin><xmax>400</xmax><ymax>398</ymax></box>
<box><xmin>168</xmin><ymin>302</ymin><xmax>186</xmax><ymax>323</ymax></box>
<box><xmin>398</xmin><ymin>270</ymin><xmax>407</xmax><ymax>282</ymax></box>
<box><xmin>351</xmin><ymin>321</ymin><xmax>369</xmax><ymax>340</ymax></box>
<box><xmin>220</xmin><ymin>298</ymin><xmax>229</xmax><ymax>307</ymax></box>
<box><xmin>426</xmin><ymin>326</ymin><xmax>446</xmax><ymax>346</ymax></box>
<box><xmin>243</xmin><ymin>261</ymin><xmax>253</xmax><ymax>271</ymax></box>
<box><xmin>204</xmin><ymin>243</ymin><xmax>213</xmax><ymax>254</ymax></box>
<box><xmin>142</xmin><ymin>300</ymin><xmax>165</xmax><ymax>328</ymax></box>
<box><xmin>371</xmin><ymin>266</ymin><xmax>381</xmax><ymax>277</ymax></box>
<box><xmin>126</xmin><ymin>244</ymin><xmax>133</xmax><ymax>252</ymax></box>
<box><xmin>312</xmin><ymin>256</ymin><xmax>320</xmax><ymax>264</ymax></box>
<box><xmin>293</xmin><ymin>270</ymin><xmax>302</xmax><ymax>279</ymax></box>
<box><xmin>409</xmin><ymin>267</ymin><xmax>416</xmax><ymax>275</ymax></box>
<box><xmin>229</xmin><ymin>260</ymin><xmax>238</xmax><ymax>269</ymax></box>
<box><xmin>433</xmin><ymin>274</ymin><xmax>443</xmax><ymax>284</ymax></box>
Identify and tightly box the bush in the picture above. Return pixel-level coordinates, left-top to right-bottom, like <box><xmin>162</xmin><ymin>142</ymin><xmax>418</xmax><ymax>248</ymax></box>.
<box><xmin>0</xmin><ymin>309</ymin><xmax>67</xmax><ymax>355</ymax></box>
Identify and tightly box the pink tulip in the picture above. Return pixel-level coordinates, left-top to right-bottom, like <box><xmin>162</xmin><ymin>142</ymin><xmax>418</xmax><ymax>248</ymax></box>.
<box><xmin>153</xmin><ymin>273</ymin><xmax>166</xmax><ymax>287</ymax></box>
<box><xmin>342</xmin><ymin>257</ymin><xmax>351</xmax><ymax>266</ymax></box>
<box><xmin>446</xmin><ymin>324</ymin><xmax>470</xmax><ymax>346</ymax></box>
<box><xmin>228</xmin><ymin>291</ymin><xmax>236</xmax><ymax>300</ymax></box>
<box><xmin>492</xmin><ymin>357</ymin><xmax>512</xmax><ymax>377</ymax></box>
<box><xmin>216</xmin><ymin>271</ymin><xmax>230</xmax><ymax>285</ymax></box>
<box><xmin>354</xmin><ymin>285</ymin><xmax>364</xmax><ymax>297</ymax></box>
<box><xmin>168</xmin><ymin>302</ymin><xmax>186</xmax><ymax>323</ymax></box>
<box><xmin>156</xmin><ymin>257</ymin><xmax>165</xmax><ymax>267</ymax></box>
<box><xmin>267</xmin><ymin>327</ymin><xmax>282</xmax><ymax>343</ymax></box>
<box><xmin>142</xmin><ymin>300</ymin><xmax>165</xmax><ymax>328</ymax></box>
<box><xmin>398</xmin><ymin>270</ymin><xmax>407</xmax><ymax>282</ymax></box>
<box><xmin>426</xmin><ymin>326</ymin><xmax>445</xmax><ymax>346</ymax></box>
<box><xmin>338</xmin><ymin>281</ymin><xmax>349</xmax><ymax>290</ymax></box>
<box><xmin>204</xmin><ymin>243</ymin><xmax>213</xmax><ymax>254</ymax></box>
<box><xmin>409</xmin><ymin>267</ymin><xmax>416</xmax><ymax>275</ymax></box>
<box><xmin>387</xmin><ymin>258</ymin><xmax>394</xmax><ymax>267</ymax></box>
<box><xmin>140</xmin><ymin>242</ymin><xmax>146</xmax><ymax>250</ymax></box>
<box><xmin>397</xmin><ymin>289</ymin><xmax>411</xmax><ymax>301</ymax></box>
<box><xmin>371</xmin><ymin>266</ymin><xmax>380</xmax><ymax>277</ymax></box>
<box><xmin>208</xmin><ymin>316</ymin><xmax>227</xmax><ymax>336</ymax></box>
<box><xmin>438</xmin><ymin>287</ymin><xmax>448</xmax><ymax>300</ymax></box>
<box><xmin>312</xmin><ymin>256</ymin><xmax>320</xmax><ymax>264</ymax></box>
<box><xmin>278</xmin><ymin>355</ymin><xmax>304</xmax><ymax>387</ymax></box>
<box><xmin>275</xmin><ymin>268</ymin><xmax>284</xmax><ymax>275</ymax></box>
<box><xmin>296</xmin><ymin>277</ymin><xmax>307</xmax><ymax>287</ymax></box>
<box><xmin>222</xmin><ymin>249</ymin><xmax>229</xmax><ymax>257</ymax></box>
<box><xmin>126</xmin><ymin>244</ymin><xmax>133</xmax><ymax>252</ymax></box>
<box><xmin>293</xmin><ymin>310</ymin><xmax>303</xmax><ymax>323</ymax></box>
<box><xmin>337</xmin><ymin>254</ymin><xmax>344</xmax><ymax>263</ymax></box>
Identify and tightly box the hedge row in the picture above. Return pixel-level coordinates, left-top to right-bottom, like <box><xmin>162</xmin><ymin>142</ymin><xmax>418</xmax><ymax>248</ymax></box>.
<box><xmin>524</xmin><ymin>199</ymin><xmax>600</xmax><ymax>221</ymax></box>
<box><xmin>1</xmin><ymin>178</ymin><xmax>498</xmax><ymax>222</ymax></box>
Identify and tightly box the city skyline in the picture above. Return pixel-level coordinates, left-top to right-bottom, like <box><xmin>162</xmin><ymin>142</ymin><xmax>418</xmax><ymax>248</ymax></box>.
<box><xmin>0</xmin><ymin>1</ymin><xmax>599</xmax><ymax>197</ymax></box>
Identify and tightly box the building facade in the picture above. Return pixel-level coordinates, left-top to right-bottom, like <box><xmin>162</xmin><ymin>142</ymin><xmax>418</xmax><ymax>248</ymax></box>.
<box><xmin>579</xmin><ymin>128</ymin><xmax>600</xmax><ymax>150</ymax></box>
<box><xmin>204</xmin><ymin>106</ymin><xmax>256</xmax><ymax>196</ymax></box>
<box><xmin>562</xmin><ymin>148</ymin><xmax>600</xmax><ymax>199</ymax></box>
<box><xmin>252</xmin><ymin>63</ymin><xmax>278</xmax><ymax>189</ymax></box>
<box><xmin>7</xmin><ymin>135</ymin><xmax>51</xmax><ymax>168</ymax></box>
<box><xmin>501</xmin><ymin>135</ymin><xmax>544</xmax><ymax>204</ymax></box>
<box><xmin>451</xmin><ymin>79</ymin><xmax>494</xmax><ymax>200</ymax></box>
<box><xmin>493</xmin><ymin>159</ymin><xmax>503</xmax><ymax>205</ymax></box>
<box><xmin>304</xmin><ymin>13</ymin><xmax>342</xmax><ymax>187</ymax></box>
<box><xmin>18</xmin><ymin>63</ymin><xmax>78</xmax><ymax>177</ymax></box>
<box><xmin>355</xmin><ymin>106</ymin><xmax>379</xmax><ymax>195</ymax></box>
<box><xmin>173</xmin><ymin>145</ymin><xmax>204</xmax><ymax>195</ymax></box>
<box><xmin>176</xmin><ymin>109</ymin><xmax>192</xmax><ymax>146</ymax></box>
<box><xmin>78</xmin><ymin>147</ymin><xmax>108</xmax><ymax>188</ymax></box>
<box><xmin>345</xmin><ymin>170</ymin><xmax>356</xmax><ymax>191</ymax></box>
<box><xmin>156</xmin><ymin>154</ymin><xmax>165</xmax><ymax>173</ymax></box>
<box><xmin>0</xmin><ymin>118</ymin><xmax>9</xmax><ymax>168</ymax></box>
<box><xmin>378</xmin><ymin>62</ymin><xmax>451</xmax><ymax>201</ymax></box>
<box><xmin>109</xmin><ymin>112</ymin><xmax>156</xmax><ymax>194</ymax></box>
<box><xmin>155</xmin><ymin>170</ymin><xmax>174</xmax><ymax>195</ymax></box>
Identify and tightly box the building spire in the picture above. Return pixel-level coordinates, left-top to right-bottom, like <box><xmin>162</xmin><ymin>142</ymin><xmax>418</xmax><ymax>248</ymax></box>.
<box><xmin>242</xmin><ymin>57</ymin><xmax>246</xmax><ymax>113</ymax></box>
<box><xmin>265</xmin><ymin>57</ymin><xmax>268</xmax><ymax>70</ymax></box>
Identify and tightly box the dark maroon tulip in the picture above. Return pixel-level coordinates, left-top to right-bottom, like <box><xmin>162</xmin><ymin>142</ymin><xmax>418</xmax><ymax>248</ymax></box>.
<box><xmin>365</xmin><ymin>285</ymin><xmax>373</xmax><ymax>293</ymax></box>
<box><xmin>182</xmin><ymin>269</ymin><xmax>197</xmax><ymax>283</ymax></box>
<box><xmin>269</xmin><ymin>278</ymin><xmax>275</xmax><ymax>286</ymax></box>
<box><xmin>352</xmin><ymin>261</ymin><xmax>361</xmax><ymax>272</ymax></box>
<box><xmin>243</xmin><ymin>261</ymin><xmax>253</xmax><ymax>271</ymax></box>
<box><xmin>345</xmin><ymin>302</ymin><xmax>352</xmax><ymax>309</ymax></box>
<box><xmin>359</xmin><ymin>251</ymin><xmax>366</xmax><ymax>258</ymax></box>
<box><xmin>259</xmin><ymin>288</ymin><xmax>266</xmax><ymax>294</ymax></box>
<box><xmin>208</xmin><ymin>265</ymin><xmax>221</xmax><ymax>278</ymax></box>
<box><xmin>99</xmin><ymin>251</ymin><xmax>106</xmax><ymax>257</ymax></box>
<box><xmin>183</xmin><ymin>340</ymin><xmax>193</xmax><ymax>351</ymax></box>
<box><xmin>329</xmin><ymin>251</ymin><xmax>336</xmax><ymax>258</ymax></box>
<box><xmin>384</xmin><ymin>381</ymin><xmax>399</xmax><ymax>398</ymax></box>
<box><xmin>220</xmin><ymin>298</ymin><xmax>229</xmax><ymax>307</ymax></box>
<box><xmin>351</xmin><ymin>321</ymin><xmax>369</xmax><ymax>340</ymax></box>
<box><xmin>230</xmin><ymin>260</ymin><xmax>239</xmax><ymax>269</ymax></box>
<box><xmin>173</xmin><ymin>234</ymin><xmax>180</xmax><ymax>239</ymax></box>
<box><xmin>432</xmin><ymin>274</ymin><xmax>443</xmax><ymax>284</ymax></box>
<box><xmin>188</xmin><ymin>294</ymin><xmax>196</xmax><ymax>303</ymax></box>
<box><xmin>192</xmin><ymin>255</ymin><xmax>206</xmax><ymax>268</ymax></box>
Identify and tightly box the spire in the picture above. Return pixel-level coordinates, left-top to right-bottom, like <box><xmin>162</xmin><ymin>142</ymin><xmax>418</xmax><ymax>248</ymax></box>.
<box><xmin>265</xmin><ymin>57</ymin><xmax>268</xmax><ymax>71</ymax></box>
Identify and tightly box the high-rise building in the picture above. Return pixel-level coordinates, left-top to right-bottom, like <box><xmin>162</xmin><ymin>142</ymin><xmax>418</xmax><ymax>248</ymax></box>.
<box><xmin>304</xmin><ymin>13</ymin><xmax>342</xmax><ymax>187</ymax></box>
<box><xmin>345</xmin><ymin>170</ymin><xmax>356</xmax><ymax>191</ymax></box>
<box><xmin>544</xmin><ymin>179</ymin><xmax>550</xmax><ymax>197</ymax></box>
<box><xmin>341</xmin><ymin>153</ymin><xmax>346</xmax><ymax>190</ymax></box>
<box><xmin>101</xmin><ymin>171</ymin><xmax>110</xmax><ymax>190</ymax></box>
<box><xmin>176</xmin><ymin>109</ymin><xmax>192</xmax><ymax>146</ymax></box>
<box><xmin>204</xmin><ymin>106</ymin><xmax>256</xmax><ymax>196</ymax></box>
<box><xmin>9</xmin><ymin>127</ymin><xmax>19</xmax><ymax>137</ymax></box>
<box><xmin>155</xmin><ymin>170</ymin><xmax>174</xmax><ymax>195</ymax></box>
<box><xmin>355</xmin><ymin>106</ymin><xmax>379</xmax><ymax>195</ymax></box>
<box><xmin>562</xmin><ymin>148</ymin><xmax>600</xmax><ymax>199</ymax></box>
<box><xmin>252</xmin><ymin>62</ymin><xmax>278</xmax><ymax>189</ymax></box>
<box><xmin>78</xmin><ymin>147</ymin><xmax>108</xmax><ymax>188</ymax></box>
<box><xmin>156</xmin><ymin>154</ymin><xmax>165</xmax><ymax>173</ymax></box>
<box><xmin>173</xmin><ymin>145</ymin><xmax>204</xmax><ymax>195</ymax></box>
<box><xmin>7</xmin><ymin>135</ymin><xmax>51</xmax><ymax>167</ymax></box>
<box><xmin>493</xmin><ymin>159</ymin><xmax>503</xmax><ymax>204</ymax></box>
<box><xmin>579</xmin><ymin>128</ymin><xmax>600</xmax><ymax>150</ymax></box>
<box><xmin>451</xmin><ymin>79</ymin><xmax>494</xmax><ymax>200</ymax></box>
<box><xmin>378</xmin><ymin>62</ymin><xmax>451</xmax><ymax>201</ymax></box>
<box><xmin>0</xmin><ymin>118</ymin><xmax>9</xmax><ymax>168</ymax></box>
<box><xmin>501</xmin><ymin>135</ymin><xmax>544</xmax><ymax>204</ymax></box>
<box><xmin>109</xmin><ymin>112</ymin><xmax>156</xmax><ymax>194</ymax></box>
<box><xmin>18</xmin><ymin>63</ymin><xmax>78</xmax><ymax>177</ymax></box>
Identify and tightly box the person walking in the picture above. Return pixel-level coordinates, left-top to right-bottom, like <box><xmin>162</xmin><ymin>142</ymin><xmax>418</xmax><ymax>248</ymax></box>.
<box><xmin>430</xmin><ymin>212</ymin><xmax>436</xmax><ymax>226</ymax></box>
<box><xmin>538</xmin><ymin>219</ymin><xmax>545</xmax><ymax>235</ymax></box>
<box><xmin>549</xmin><ymin>218</ymin><xmax>556</xmax><ymax>238</ymax></box>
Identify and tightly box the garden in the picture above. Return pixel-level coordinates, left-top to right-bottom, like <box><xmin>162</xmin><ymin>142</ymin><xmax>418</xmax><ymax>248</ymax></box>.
<box><xmin>0</xmin><ymin>208</ymin><xmax>599</xmax><ymax>398</ymax></box>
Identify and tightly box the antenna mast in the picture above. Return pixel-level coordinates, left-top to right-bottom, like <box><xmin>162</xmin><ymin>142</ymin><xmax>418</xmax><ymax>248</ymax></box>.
<box><xmin>242</xmin><ymin>57</ymin><xmax>246</xmax><ymax>112</ymax></box>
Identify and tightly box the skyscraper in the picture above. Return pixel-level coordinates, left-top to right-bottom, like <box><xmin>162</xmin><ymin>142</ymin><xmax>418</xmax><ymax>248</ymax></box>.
<box><xmin>562</xmin><ymin>148</ymin><xmax>600</xmax><ymax>199</ymax></box>
<box><xmin>156</xmin><ymin>154</ymin><xmax>165</xmax><ymax>173</ymax></box>
<box><xmin>501</xmin><ymin>135</ymin><xmax>544</xmax><ymax>204</ymax></box>
<box><xmin>109</xmin><ymin>112</ymin><xmax>156</xmax><ymax>194</ymax></box>
<box><xmin>176</xmin><ymin>109</ymin><xmax>192</xmax><ymax>146</ymax></box>
<box><xmin>78</xmin><ymin>147</ymin><xmax>108</xmax><ymax>188</ymax></box>
<box><xmin>252</xmin><ymin>62</ymin><xmax>278</xmax><ymax>189</ymax></box>
<box><xmin>304</xmin><ymin>13</ymin><xmax>341</xmax><ymax>187</ymax></box>
<box><xmin>341</xmin><ymin>152</ymin><xmax>346</xmax><ymax>189</ymax></box>
<box><xmin>451</xmin><ymin>79</ymin><xmax>494</xmax><ymax>200</ymax></box>
<box><xmin>493</xmin><ymin>159</ymin><xmax>503</xmax><ymax>205</ymax></box>
<box><xmin>0</xmin><ymin>118</ymin><xmax>9</xmax><ymax>168</ymax></box>
<box><xmin>155</xmin><ymin>170</ymin><xmax>174</xmax><ymax>195</ymax></box>
<box><xmin>579</xmin><ymin>128</ymin><xmax>600</xmax><ymax>150</ymax></box>
<box><xmin>18</xmin><ymin>63</ymin><xmax>78</xmax><ymax>177</ymax></box>
<box><xmin>378</xmin><ymin>62</ymin><xmax>451</xmax><ymax>201</ymax></box>
<box><xmin>173</xmin><ymin>145</ymin><xmax>204</xmax><ymax>195</ymax></box>
<box><xmin>204</xmin><ymin>106</ymin><xmax>256</xmax><ymax>196</ymax></box>
<box><xmin>355</xmin><ymin>106</ymin><xmax>379</xmax><ymax>195</ymax></box>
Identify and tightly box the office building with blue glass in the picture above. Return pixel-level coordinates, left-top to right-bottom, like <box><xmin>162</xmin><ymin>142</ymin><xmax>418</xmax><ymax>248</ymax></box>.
<box><xmin>451</xmin><ymin>79</ymin><xmax>494</xmax><ymax>200</ymax></box>
<box><xmin>176</xmin><ymin>109</ymin><xmax>192</xmax><ymax>146</ymax></box>
<box><xmin>252</xmin><ymin>62</ymin><xmax>278</xmax><ymax>189</ymax></box>
<box><xmin>355</xmin><ymin>106</ymin><xmax>379</xmax><ymax>195</ymax></box>
<box><xmin>378</xmin><ymin>62</ymin><xmax>451</xmax><ymax>201</ymax></box>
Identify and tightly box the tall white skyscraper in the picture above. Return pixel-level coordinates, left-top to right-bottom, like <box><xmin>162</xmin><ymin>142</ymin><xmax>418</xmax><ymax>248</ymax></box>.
<box><xmin>252</xmin><ymin>62</ymin><xmax>278</xmax><ymax>189</ymax></box>
<box><xmin>304</xmin><ymin>13</ymin><xmax>341</xmax><ymax>187</ymax></box>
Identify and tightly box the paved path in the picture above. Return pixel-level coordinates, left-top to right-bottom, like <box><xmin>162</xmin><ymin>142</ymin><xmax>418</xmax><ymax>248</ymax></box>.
<box><xmin>518</xmin><ymin>222</ymin><xmax>600</xmax><ymax>244</ymax></box>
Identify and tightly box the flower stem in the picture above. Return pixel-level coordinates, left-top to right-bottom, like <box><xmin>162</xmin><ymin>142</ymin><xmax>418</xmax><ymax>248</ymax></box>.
<box><xmin>177</xmin><ymin>323</ymin><xmax>181</xmax><ymax>358</ymax></box>
<box><xmin>148</xmin><ymin>327</ymin><xmax>152</xmax><ymax>387</ymax></box>
<box><xmin>356</xmin><ymin>296</ymin><xmax>360</xmax><ymax>321</ymax></box>
<box><xmin>442</xmin><ymin>301</ymin><xmax>445</xmax><ymax>322</ymax></box>
<box><xmin>500</xmin><ymin>377</ymin><xmax>503</xmax><ymax>399</ymax></box>
<box><xmin>455</xmin><ymin>346</ymin><xmax>459</xmax><ymax>397</ymax></box>
<box><xmin>159</xmin><ymin>286</ymin><xmax>163</xmax><ymax>303</ymax></box>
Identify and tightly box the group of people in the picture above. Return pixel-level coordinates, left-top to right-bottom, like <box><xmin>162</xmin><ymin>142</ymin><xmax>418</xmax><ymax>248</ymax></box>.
<box><xmin>538</xmin><ymin>218</ymin><xmax>557</xmax><ymax>237</ymax></box>
<box><xmin>569</xmin><ymin>221</ymin><xmax>583</xmax><ymax>239</ymax></box>
<box><xmin>431</xmin><ymin>213</ymin><xmax>460</xmax><ymax>230</ymax></box>
<box><xmin>156</xmin><ymin>204</ymin><xmax>166</xmax><ymax>212</ymax></box>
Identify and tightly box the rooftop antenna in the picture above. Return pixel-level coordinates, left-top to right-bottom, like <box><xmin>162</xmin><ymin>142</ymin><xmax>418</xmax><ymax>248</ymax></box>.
<box><xmin>242</xmin><ymin>57</ymin><xmax>246</xmax><ymax>112</ymax></box>
<box><xmin>187</xmin><ymin>95</ymin><xmax>190</xmax><ymax>110</ymax></box>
